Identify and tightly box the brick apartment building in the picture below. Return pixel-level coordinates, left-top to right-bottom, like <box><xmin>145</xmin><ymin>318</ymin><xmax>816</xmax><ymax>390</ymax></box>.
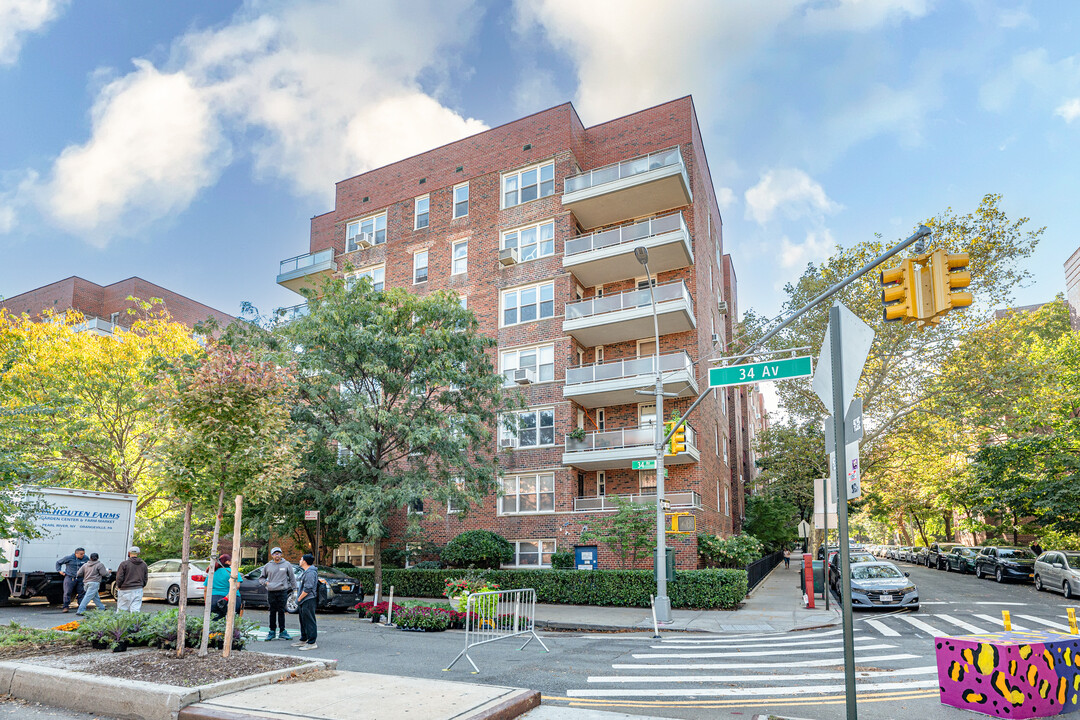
<box><xmin>275</xmin><ymin>97</ymin><xmax>757</xmax><ymax>570</ymax></box>
<box><xmin>1</xmin><ymin>276</ymin><xmax>235</xmax><ymax>333</ymax></box>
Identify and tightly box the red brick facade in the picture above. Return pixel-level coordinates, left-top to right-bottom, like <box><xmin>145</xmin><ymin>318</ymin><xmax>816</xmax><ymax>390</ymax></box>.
<box><xmin>284</xmin><ymin>97</ymin><xmax>753</xmax><ymax>570</ymax></box>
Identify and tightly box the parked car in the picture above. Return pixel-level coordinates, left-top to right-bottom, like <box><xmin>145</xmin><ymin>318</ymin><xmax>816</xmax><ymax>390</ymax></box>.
<box><xmin>836</xmin><ymin>561</ymin><xmax>919</xmax><ymax>611</ymax></box>
<box><xmin>828</xmin><ymin>550</ymin><xmax>877</xmax><ymax>591</ymax></box>
<box><xmin>135</xmin><ymin>559</ymin><xmax>209</xmax><ymax>605</ymax></box>
<box><xmin>238</xmin><ymin>565</ymin><xmax>362</xmax><ymax>612</ymax></box>
<box><xmin>909</xmin><ymin>546</ymin><xmax>927</xmax><ymax>564</ymax></box>
<box><xmin>885</xmin><ymin>547</ymin><xmax>901</xmax><ymax>560</ymax></box>
<box><xmin>1034</xmin><ymin>551</ymin><xmax>1080</xmax><ymax>599</ymax></box>
<box><xmin>974</xmin><ymin>546</ymin><xmax>1037</xmax><ymax>583</ymax></box>
<box><xmin>927</xmin><ymin>543</ymin><xmax>961</xmax><ymax>570</ymax></box>
<box><xmin>944</xmin><ymin>546</ymin><xmax>982</xmax><ymax>574</ymax></box>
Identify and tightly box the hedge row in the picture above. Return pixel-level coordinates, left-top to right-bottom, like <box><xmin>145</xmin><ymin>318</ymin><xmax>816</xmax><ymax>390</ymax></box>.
<box><xmin>338</xmin><ymin>567</ymin><xmax>748</xmax><ymax>610</ymax></box>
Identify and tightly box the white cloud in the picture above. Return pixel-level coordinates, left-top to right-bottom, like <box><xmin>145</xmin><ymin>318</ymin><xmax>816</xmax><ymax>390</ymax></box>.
<box><xmin>801</xmin><ymin>0</ymin><xmax>928</xmax><ymax>32</ymax></box>
<box><xmin>0</xmin><ymin>0</ymin><xmax>67</xmax><ymax>65</ymax></box>
<box><xmin>779</xmin><ymin>229</ymin><xmax>835</xmax><ymax>269</ymax></box>
<box><xmin>744</xmin><ymin>168</ymin><xmax>840</xmax><ymax>226</ymax></box>
<box><xmin>980</xmin><ymin>48</ymin><xmax>1080</xmax><ymax>113</ymax></box>
<box><xmin>997</xmin><ymin>8</ymin><xmax>1036</xmax><ymax>29</ymax></box>
<box><xmin>716</xmin><ymin>187</ymin><xmax>736</xmax><ymax>211</ymax></box>
<box><xmin>1055</xmin><ymin>98</ymin><xmax>1080</xmax><ymax>123</ymax></box>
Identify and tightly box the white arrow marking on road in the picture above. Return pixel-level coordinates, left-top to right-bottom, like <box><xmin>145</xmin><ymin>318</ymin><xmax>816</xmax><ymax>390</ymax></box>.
<box><xmin>1015</xmin><ymin>615</ymin><xmax>1072</xmax><ymax>632</ymax></box>
<box><xmin>631</xmin><ymin>644</ymin><xmax>896</xmax><ymax>659</ymax></box>
<box><xmin>587</xmin><ymin>667</ymin><xmax>938</xmax><ymax>684</ymax></box>
<box><xmin>934</xmin><ymin>614</ymin><xmax>988</xmax><ymax>634</ymax></box>
<box><xmin>649</xmin><ymin>635</ymin><xmax>872</xmax><ymax>650</ymax></box>
<box><xmin>566</xmin><ymin>680</ymin><xmax>940</xmax><ymax>698</ymax></box>
<box><xmin>895</xmin><ymin>615</ymin><xmax>946</xmax><ymax>636</ymax></box>
<box><xmin>865</xmin><ymin>619</ymin><xmax>900</xmax><ymax>637</ymax></box>
<box><xmin>974</xmin><ymin>614</ymin><xmax>1031</xmax><ymax>631</ymax></box>
<box><xmin>611</xmin><ymin>654</ymin><xmax>920</xmax><ymax>670</ymax></box>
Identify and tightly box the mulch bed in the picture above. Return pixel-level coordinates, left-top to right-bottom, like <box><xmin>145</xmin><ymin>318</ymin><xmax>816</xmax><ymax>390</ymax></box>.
<box><xmin>0</xmin><ymin>640</ymin><xmax>91</xmax><ymax>661</ymax></box>
<box><xmin>81</xmin><ymin>650</ymin><xmax>306</xmax><ymax>687</ymax></box>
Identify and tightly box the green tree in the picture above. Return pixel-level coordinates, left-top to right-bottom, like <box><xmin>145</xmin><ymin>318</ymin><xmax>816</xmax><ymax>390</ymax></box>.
<box><xmin>743</xmin><ymin>494</ymin><xmax>799</xmax><ymax>552</ymax></box>
<box><xmin>282</xmin><ymin>277</ymin><xmax>517</xmax><ymax>593</ymax></box>
<box><xmin>752</xmin><ymin>419</ymin><xmax>828</xmax><ymax>522</ymax></box>
<box><xmin>579</xmin><ymin>497</ymin><xmax>655</xmax><ymax>569</ymax></box>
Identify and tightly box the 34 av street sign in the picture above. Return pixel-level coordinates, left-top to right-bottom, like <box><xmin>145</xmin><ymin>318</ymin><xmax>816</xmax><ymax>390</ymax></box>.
<box><xmin>709</xmin><ymin>356</ymin><xmax>813</xmax><ymax>388</ymax></box>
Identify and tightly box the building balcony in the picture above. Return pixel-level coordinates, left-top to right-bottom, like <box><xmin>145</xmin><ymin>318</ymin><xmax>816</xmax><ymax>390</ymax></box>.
<box><xmin>562</xmin><ymin>424</ymin><xmax>699</xmax><ymax>471</ymax></box>
<box><xmin>574</xmin><ymin>491</ymin><xmax>702</xmax><ymax>512</ymax></box>
<box><xmin>563</xmin><ymin>212</ymin><xmax>693</xmax><ymax>287</ymax></box>
<box><xmin>562</xmin><ymin>147</ymin><xmax>692</xmax><ymax>230</ymax></box>
<box><xmin>563</xmin><ymin>280</ymin><xmax>695</xmax><ymax>347</ymax></box>
<box><xmin>276</xmin><ymin>248</ymin><xmax>337</xmax><ymax>294</ymax></box>
<box><xmin>273</xmin><ymin>303</ymin><xmax>308</xmax><ymax>322</ymax></box>
<box><xmin>71</xmin><ymin>317</ymin><xmax>117</xmax><ymax>335</ymax></box>
<box><xmin>563</xmin><ymin>351</ymin><xmax>699</xmax><ymax>408</ymax></box>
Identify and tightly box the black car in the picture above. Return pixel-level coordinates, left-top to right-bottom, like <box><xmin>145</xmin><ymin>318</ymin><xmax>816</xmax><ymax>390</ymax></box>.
<box><xmin>944</xmin><ymin>546</ymin><xmax>982</xmax><ymax>574</ymax></box>
<box><xmin>238</xmin><ymin>566</ymin><xmax>363</xmax><ymax>612</ymax></box>
<box><xmin>927</xmin><ymin>543</ymin><xmax>961</xmax><ymax>570</ymax></box>
<box><xmin>974</xmin><ymin>546</ymin><xmax>1037</xmax><ymax>583</ymax></box>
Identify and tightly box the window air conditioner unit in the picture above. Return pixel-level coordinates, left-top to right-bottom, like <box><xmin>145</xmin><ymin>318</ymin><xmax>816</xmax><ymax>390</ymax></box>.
<box><xmin>717</xmin><ymin>300</ymin><xmax>729</xmax><ymax>315</ymax></box>
<box><xmin>347</xmin><ymin>232</ymin><xmax>372</xmax><ymax>252</ymax></box>
<box><xmin>512</xmin><ymin>368</ymin><xmax>535</xmax><ymax>385</ymax></box>
<box><xmin>711</xmin><ymin>333</ymin><xmax>720</xmax><ymax>345</ymax></box>
<box><xmin>500</xmin><ymin>437</ymin><xmax>516</xmax><ymax>449</ymax></box>
<box><xmin>499</xmin><ymin>247</ymin><xmax>518</xmax><ymax>266</ymax></box>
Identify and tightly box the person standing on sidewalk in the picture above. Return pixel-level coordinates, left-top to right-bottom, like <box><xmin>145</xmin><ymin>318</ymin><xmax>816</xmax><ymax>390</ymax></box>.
<box><xmin>292</xmin><ymin>554</ymin><xmax>318</xmax><ymax>651</ymax></box>
<box><xmin>75</xmin><ymin>553</ymin><xmax>110</xmax><ymax>614</ymax></box>
<box><xmin>259</xmin><ymin>547</ymin><xmax>296</xmax><ymax>641</ymax></box>
<box><xmin>784</xmin><ymin>548</ymin><xmax>792</xmax><ymax>569</ymax></box>
<box><xmin>114</xmin><ymin>547</ymin><xmax>148</xmax><ymax>612</ymax></box>
<box><xmin>55</xmin><ymin>547</ymin><xmax>88</xmax><ymax>613</ymax></box>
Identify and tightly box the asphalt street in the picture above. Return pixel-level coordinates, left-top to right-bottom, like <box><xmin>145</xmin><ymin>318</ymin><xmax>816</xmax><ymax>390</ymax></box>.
<box><xmin>2</xmin><ymin>561</ymin><xmax>1078</xmax><ymax>720</ymax></box>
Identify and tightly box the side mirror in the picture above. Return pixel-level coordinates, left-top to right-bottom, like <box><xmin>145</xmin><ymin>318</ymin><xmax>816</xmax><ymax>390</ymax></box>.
<box><xmin>904</xmin><ymin>572</ymin><xmax>911</xmax><ymax>577</ymax></box>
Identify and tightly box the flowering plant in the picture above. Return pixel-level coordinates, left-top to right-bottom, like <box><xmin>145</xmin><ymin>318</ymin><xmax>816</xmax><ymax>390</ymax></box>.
<box><xmin>394</xmin><ymin>606</ymin><xmax>451</xmax><ymax>631</ymax></box>
<box><xmin>443</xmin><ymin>576</ymin><xmax>500</xmax><ymax>613</ymax></box>
<box><xmin>52</xmin><ymin>621</ymin><xmax>80</xmax><ymax>632</ymax></box>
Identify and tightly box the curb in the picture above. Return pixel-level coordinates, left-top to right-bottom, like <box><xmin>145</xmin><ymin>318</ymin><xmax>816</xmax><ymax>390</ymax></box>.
<box><xmin>464</xmin><ymin>688</ymin><xmax>541</xmax><ymax>720</ymax></box>
<box><xmin>534</xmin><ymin>620</ymin><xmax>707</xmax><ymax>634</ymax></box>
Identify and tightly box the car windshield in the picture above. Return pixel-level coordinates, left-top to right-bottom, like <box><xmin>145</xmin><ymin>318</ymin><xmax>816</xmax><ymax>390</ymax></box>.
<box><xmin>1000</xmin><ymin>548</ymin><xmax>1036</xmax><ymax>559</ymax></box>
<box><xmin>852</xmin><ymin>565</ymin><xmax>903</xmax><ymax>580</ymax></box>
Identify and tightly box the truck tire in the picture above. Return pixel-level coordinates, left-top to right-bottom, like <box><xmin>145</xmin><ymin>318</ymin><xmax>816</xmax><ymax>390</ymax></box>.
<box><xmin>44</xmin><ymin>588</ymin><xmax>64</xmax><ymax>606</ymax></box>
<box><xmin>0</xmin><ymin>582</ymin><xmax>9</xmax><ymax>606</ymax></box>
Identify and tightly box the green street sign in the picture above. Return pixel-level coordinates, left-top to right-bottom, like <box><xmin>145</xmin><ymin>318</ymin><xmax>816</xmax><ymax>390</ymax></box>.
<box><xmin>632</xmin><ymin>460</ymin><xmax>656</xmax><ymax>470</ymax></box>
<box><xmin>709</xmin><ymin>356</ymin><xmax>813</xmax><ymax>388</ymax></box>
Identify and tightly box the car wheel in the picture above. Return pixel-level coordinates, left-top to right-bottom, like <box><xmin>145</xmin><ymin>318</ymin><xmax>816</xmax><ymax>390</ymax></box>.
<box><xmin>1065</xmin><ymin>581</ymin><xmax>1075</xmax><ymax>600</ymax></box>
<box><xmin>1034</xmin><ymin>575</ymin><xmax>1043</xmax><ymax>591</ymax></box>
<box><xmin>909</xmin><ymin>604</ymin><xmax>919</xmax><ymax>612</ymax></box>
<box><xmin>996</xmin><ymin>568</ymin><xmax>1004</xmax><ymax>583</ymax></box>
<box><xmin>285</xmin><ymin>592</ymin><xmax>299</xmax><ymax>614</ymax></box>
<box><xmin>943</xmin><ymin>561</ymin><xmax>950</xmax><ymax>572</ymax></box>
<box><xmin>975</xmin><ymin>565</ymin><xmax>983</xmax><ymax>579</ymax></box>
<box><xmin>166</xmin><ymin>584</ymin><xmax>181</xmax><ymax>605</ymax></box>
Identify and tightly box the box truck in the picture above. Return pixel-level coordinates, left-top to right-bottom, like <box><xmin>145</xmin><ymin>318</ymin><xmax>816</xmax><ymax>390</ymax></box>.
<box><xmin>0</xmin><ymin>487</ymin><xmax>137</xmax><ymax>605</ymax></box>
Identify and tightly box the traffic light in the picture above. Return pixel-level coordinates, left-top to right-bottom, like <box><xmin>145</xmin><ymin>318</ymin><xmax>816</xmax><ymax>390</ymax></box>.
<box><xmin>669</xmin><ymin>423</ymin><xmax>687</xmax><ymax>455</ymax></box>
<box><xmin>665</xmin><ymin>512</ymin><xmax>696</xmax><ymax>534</ymax></box>
<box><xmin>880</xmin><ymin>260</ymin><xmax>914</xmax><ymax>323</ymax></box>
<box><xmin>663</xmin><ymin>421</ymin><xmax>675</xmax><ymax>456</ymax></box>
<box><xmin>929</xmin><ymin>249</ymin><xmax>972</xmax><ymax>317</ymax></box>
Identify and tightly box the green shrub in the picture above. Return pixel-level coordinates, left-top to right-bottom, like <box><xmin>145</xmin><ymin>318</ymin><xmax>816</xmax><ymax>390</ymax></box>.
<box><xmin>698</xmin><ymin>532</ymin><xmax>764</xmax><ymax>568</ymax></box>
<box><xmin>550</xmin><ymin>551</ymin><xmax>574</xmax><ymax>570</ymax></box>
<box><xmin>440</xmin><ymin>530</ymin><xmax>513</xmax><ymax>569</ymax></box>
<box><xmin>410</xmin><ymin>560</ymin><xmax>445</xmax><ymax>569</ymax></box>
<box><xmin>337</xmin><ymin>567</ymin><xmax>747</xmax><ymax>609</ymax></box>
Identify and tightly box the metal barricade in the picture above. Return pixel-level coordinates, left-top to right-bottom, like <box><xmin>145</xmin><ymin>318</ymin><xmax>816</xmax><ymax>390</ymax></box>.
<box><xmin>444</xmin><ymin>588</ymin><xmax>549</xmax><ymax>673</ymax></box>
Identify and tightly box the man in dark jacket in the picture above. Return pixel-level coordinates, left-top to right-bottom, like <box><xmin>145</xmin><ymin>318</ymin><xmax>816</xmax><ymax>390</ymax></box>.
<box><xmin>114</xmin><ymin>546</ymin><xmax>148</xmax><ymax>612</ymax></box>
<box><xmin>292</xmin><ymin>554</ymin><xmax>318</xmax><ymax>651</ymax></box>
<box><xmin>258</xmin><ymin>547</ymin><xmax>297</xmax><ymax>641</ymax></box>
<box><xmin>56</xmin><ymin>547</ymin><xmax>87</xmax><ymax>613</ymax></box>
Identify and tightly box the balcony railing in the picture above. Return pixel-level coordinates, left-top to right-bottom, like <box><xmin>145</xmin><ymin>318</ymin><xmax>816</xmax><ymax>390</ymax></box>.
<box><xmin>565</xmin><ymin>280</ymin><xmax>693</xmax><ymax>322</ymax></box>
<box><xmin>71</xmin><ymin>317</ymin><xmax>117</xmax><ymax>334</ymax></box>
<box><xmin>574</xmin><ymin>491</ymin><xmax>703</xmax><ymax>512</ymax></box>
<box><xmin>565</xmin><ymin>212</ymin><xmax>684</xmax><ymax>257</ymax></box>
<box><xmin>279</xmin><ymin>248</ymin><xmax>334</xmax><ymax>276</ymax></box>
<box><xmin>274</xmin><ymin>303</ymin><xmax>309</xmax><ymax>322</ymax></box>
<box><xmin>565</xmin><ymin>147</ymin><xmax>683</xmax><ymax>194</ymax></box>
<box><xmin>565</xmin><ymin>423</ymin><xmax>697</xmax><ymax>453</ymax></box>
<box><xmin>566</xmin><ymin>351</ymin><xmax>692</xmax><ymax>387</ymax></box>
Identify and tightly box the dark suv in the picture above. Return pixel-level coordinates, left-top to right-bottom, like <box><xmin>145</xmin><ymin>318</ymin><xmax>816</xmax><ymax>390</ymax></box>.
<box><xmin>974</xmin><ymin>546</ymin><xmax>1037</xmax><ymax>583</ymax></box>
<box><xmin>927</xmin><ymin>543</ymin><xmax>961</xmax><ymax>570</ymax></box>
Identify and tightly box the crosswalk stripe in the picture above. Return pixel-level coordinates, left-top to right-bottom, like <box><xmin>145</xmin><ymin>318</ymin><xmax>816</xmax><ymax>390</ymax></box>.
<box><xmin>895</xmin><ymin>615</ymin><xmax>945</xmax><ymax>636</ymax></box>
<box><xmin>865</xmin><ymin>619</ymin><xmax>900</xmax><ymax>636</ymax></box>
<box><xmin>611</xmin><ymin>654</ymin><xmax>920</xmax><ymax>670</ymax></box>
<box><xmin>631</xmin><ymin>643</ymin><xmax>895</xmax><ymax>659</ymax></box>
<box><xmin>586</xmin><ymin>667</ymin><xmax>938</xmax><ymax>684</ymax></box>
<box><xmin>974</xmin><ymin>602</ymin><xmax>1028</xmax><ymax>606</ymax></box>
<box><xmin>934</xmin><ymin>614</ymin><xmax>988</xmax><ymax>634</ymax></box>
<box><xmin>974</xmin><ymin>613</ymin><xmax>1031</xmax><ymax>631</ymax></box>
<box><xmin>1016</xmin><ymin>615</ymin><xmax>1072</xmax><ymax>632</ymax></box>
<box><xmin>660</xmin><ymin>629</ymin><xmax>844</xmax><ymax>644</ymax></box>
<box><xmin>566</xmin><ymin>680</ymin><xmax>939</xmax><ymax>698</ymax></box>
<box><xmin>650</xmin><ymin>636</ymin><xmax>871</xmax><ymax>650</ymax></box>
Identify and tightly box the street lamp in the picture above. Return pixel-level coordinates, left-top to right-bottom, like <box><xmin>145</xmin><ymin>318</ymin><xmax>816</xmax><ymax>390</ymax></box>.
<box><xmin>635</xmin><ymin>246</ymin><xmax>672</xmax><ymax>624</ymax></box>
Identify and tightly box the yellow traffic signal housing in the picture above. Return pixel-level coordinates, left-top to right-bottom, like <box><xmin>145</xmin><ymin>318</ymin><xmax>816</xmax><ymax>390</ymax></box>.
<box><xmin>882</xmin><ymin>248</ymin><xmax>972</xmax><ymax>326</ymax></box>
<box><xmin>665</xmin><ymin>512</ymin><xmax>696</xmax><ymax>534</ymax></box>
<box><xmin>669</xmin><ymin>423</ymin><xmax>687</xmax><ymax>455</ymax></box>
<box><xmin>663</xmin><ymin>421</ymin><xmax>675</xmax><ymax>456</ymax></box>
<box><xmin>881</xmin><ymin>260</ymin><xmax>916</xmax><ymax>322</ymax></box>
<box><xmin>929</xmin><ymin>249</ymin><xmax>972</xmax><ymax>316</ymax></box>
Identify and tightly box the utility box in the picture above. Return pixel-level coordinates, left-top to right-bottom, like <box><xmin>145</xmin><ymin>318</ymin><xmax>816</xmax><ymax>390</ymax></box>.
<box><xmin>654</xmin><ymin>547</ymin><xmax>675</xmax><ymax>584</ymax></box>
<box><xmin>800</xmin><ymin>560</ymin><xmax>825</xmax><ymax>595</ymax></box>
<box><xmin>574</xmin><ymin>545</ymin><xmax>598</xmax><ymax>571</ymax></box>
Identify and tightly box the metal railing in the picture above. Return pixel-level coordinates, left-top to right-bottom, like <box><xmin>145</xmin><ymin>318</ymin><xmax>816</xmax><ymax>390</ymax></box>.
<box><xmin>444</xmin><ymin>588</ymin><xmax>548</xmax><ymax>674</ymax></box>
<box><xmin>574</xmin><ymin>491</ymin><xmax>702</xmax><ymax>512</ymax></box>
<box><xmin>278</xmin><ymin>248</ymin><xmax>334</xmax><ymax>276</ymax></box>
<box><xmin>564</xmin><ymin>280</ymin><xmax>693</xmax><ymax>322</ymax></box>
<box><xmin>746</xmin><ymin>550</ymin><xmax>785</xmax><ymax>591</ymax></box>
<box><xmin>565</xmin><ymin>351</ymin><xmax>692</xmax><ymax>387</ymax></box>
<box><xmin>565</xmin><ymin>423</ymin><xmax>697</xmax><ymax>453</ymax></box>
<box><xmin>71</xmin><ymin>317</ymin><xmax>117</xmax><ymax>334</ymax></box>
<box><xmin>564</xmin><ymin>212</ymin><xmax>685</xmax><ymax>257</ymax></box>
<box><xmin>564</xmin><ymin>146</ymin><xmax>683</xmax><ymax>194</ymax></box>
<box><xmin>274</xmin><ymin>303</ymin><xmax>308</xmax><ymax>321</ymax></box>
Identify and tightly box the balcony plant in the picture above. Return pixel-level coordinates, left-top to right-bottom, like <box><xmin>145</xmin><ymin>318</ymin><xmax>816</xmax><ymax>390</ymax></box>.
<box><xmin>568</xmin><ymin>427</ymin><xmax>587</xmax><ymax>441</ymax></box>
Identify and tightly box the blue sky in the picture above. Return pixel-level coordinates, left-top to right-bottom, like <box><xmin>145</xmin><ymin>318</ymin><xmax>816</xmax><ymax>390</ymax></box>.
<box><xmin>1</xmin><ymin>0</ymin><xmax>1078</xmax><ymax>327</ymax></box>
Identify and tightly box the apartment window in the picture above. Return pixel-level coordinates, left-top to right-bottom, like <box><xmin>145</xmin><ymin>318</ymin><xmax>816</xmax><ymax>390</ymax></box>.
<box><xmin>723</xmin><ymin>435</ymin><xmax>729</xmax><ymax>464</ymax></box>
<box><xmin>714</xmin><ymin>425</ymin><xmax>720</xmax><ymax>457</ymax></box>
<box><xmin>413</xmin><ymin>249</ymin><xmax>429</xmax><ymax>283</ymax></box>
<box><xmin>415</xmin><ymin>196</ymin><xmax>429</xmax><ymax>229</ymax></box>
<box><xmin>501</xmin><ymin>220</ymin><xmax>555</xmax><ymax>262</ymax></box>
<box><xmin>501</xmin><ymin>282</ymin><xmax>554</xmax><ymax>327</ymax></box>
<box><xmin>347</xmin><ymin>264</ymin><xmax>385</xmax><ymax>291</ymax></box>
<box><xmin>499</xmin><ymin>473</ymin><xmax>556</xmax><ymax>514</ymax></box>
<box><xmin>724</xmin><ymin>487</ymin><xmax>730</xmax><ymax>516</ymax></box>
<box><xmin>109</xmin><ymin>312</ymin><xmax>120</xmax><ymax>325</ymax></box>
<box><xmin>346</xmin><ymin>211</ymin><xmax>387</xmax><ymax>250</ymax></box>
<box><xmin>508</xmin><ymin>539</ymin><xmax>556</xmax><ymax>568</ymax></box>
<box><xmin>500</xmin><ymin>344</ymin><xmax>555</xmax><ymax>384</ymax></box>
<box><xmin>459</xmin><ymin>295</ymin><xmax>468</xmax><ymax>310</ymax></box>
<box><xmin>501</xmin><ymin>407</ymin><xmax>556</xmax><ymax>447</ymax></box>
<box><xmin>503</xmin><ymin>161</ymin><xmax>555</xmax><ymax>208</ymax></box>
<box><xmin>408</xmin><ymin>499</ymin><xmax>425</xmax><ymax>515</ymax></box>
<box><xmin>639</xmin><ymin>470</ymin><xmax>656</xmax><ymax>493</ymax></box>
<box><xmin>451</xmin><ymin>239</ymin><xmax>468</xmax><ymax>274</ymax></box>
<box><xmin>332</xmin><ymin>543</ymin><xmax>375</xmax><ymax>567</ymax></box>
<box><xmin>721</xmin><ymin>389</ymin><xmax>727</xmax><ymax>415</ymax></box>
<box><xmin>597</xmin><ymin>470</ymin><xmax>606</xmax><ymax>497</ymax></box>
<box><xmin>595</xmin><ymin>346</ymin><xmax>604</xmax><ymax>363</ymax></box>
<box><xmin>448</xmin><ymin>477</ymin><xmax>465</xmax><ymax>513</ymax></box>
<box><xmin>596</xmin><ymin>408</ymin><xmax>606</xmax><ymax>431</ymax></box>
<box><xmin>453</xmin><ymin>183</ymin><xmax>469</xmax><ymax>218</ymax></box>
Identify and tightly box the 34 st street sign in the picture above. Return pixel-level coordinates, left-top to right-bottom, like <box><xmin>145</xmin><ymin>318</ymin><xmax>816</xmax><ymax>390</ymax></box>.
<box><xmin>708</xmin><ymin>356</ymin><xmax>813</xmax><ymax>388</ymax></box>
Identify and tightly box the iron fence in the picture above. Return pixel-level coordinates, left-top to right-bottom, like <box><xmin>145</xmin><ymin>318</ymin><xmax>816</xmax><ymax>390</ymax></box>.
<box><xmin>746</xmin><ymin>550</ymin><xmax>785</xmax><ymax>591</ymax></box>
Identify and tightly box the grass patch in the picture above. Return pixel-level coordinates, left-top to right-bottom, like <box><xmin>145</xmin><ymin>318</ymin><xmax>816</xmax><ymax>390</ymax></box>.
<box><xmin>0</xmin><ymin>622</ymin><xmax>79</xmax><ymax>659</ymax></box>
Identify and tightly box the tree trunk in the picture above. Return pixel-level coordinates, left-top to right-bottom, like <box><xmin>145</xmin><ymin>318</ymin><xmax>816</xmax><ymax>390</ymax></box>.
<box><xmin>943</xmin><ymin>512</ymin><xmax>953</xmax><ymax>542</ymax></box>
<box><xmin>223</xmin><ymin>495</ymin><xmax>242</xmax><ymax>658</ymax></box>
<box><xmin>911</xmin><ymin>513</ymin><xmax>929</xmax><ymax>547</ymax></box>
<box><xmin>176</xmin><ymin>502</ymin><xmax>192</xmax><ymax>658</ymax></box>
<box><xmin>897</xmin><ymin>515</ymin><xmax>912</xmax><ymax>545</ymax></box>
<box><xmin>199</xmin><ymin>487</ymin><xmax>225</xmax><ymax>657</ymax></box>
<box><xmin>372</xmin><ymin>540</ymin><xmax>382</xmax><ymax>604</ymax></box>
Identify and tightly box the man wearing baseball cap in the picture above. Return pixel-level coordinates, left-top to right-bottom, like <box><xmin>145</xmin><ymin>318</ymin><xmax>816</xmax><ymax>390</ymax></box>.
<box><xmin>257</xmin><ymin>547</ymin><xmax>297</xmax><ymax>640</ymax></box>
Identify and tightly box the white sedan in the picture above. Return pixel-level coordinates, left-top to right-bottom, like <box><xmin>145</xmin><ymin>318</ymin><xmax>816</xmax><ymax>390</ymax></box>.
<box><xmin>140</xmin><ymin>559</ymin><xmax>210</xmax><ymax>605</ymax></box>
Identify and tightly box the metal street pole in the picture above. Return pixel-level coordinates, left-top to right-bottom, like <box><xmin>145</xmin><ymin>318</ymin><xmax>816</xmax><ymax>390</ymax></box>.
<box><xmin>828</xmin><ymin>303</ymin><xmax>858</xmax><ymax>719</ymax></box>
<box><xmin>635</xmin><ymin>247</ymin><xmax>672</xmax><ymax>624</ymax></box>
